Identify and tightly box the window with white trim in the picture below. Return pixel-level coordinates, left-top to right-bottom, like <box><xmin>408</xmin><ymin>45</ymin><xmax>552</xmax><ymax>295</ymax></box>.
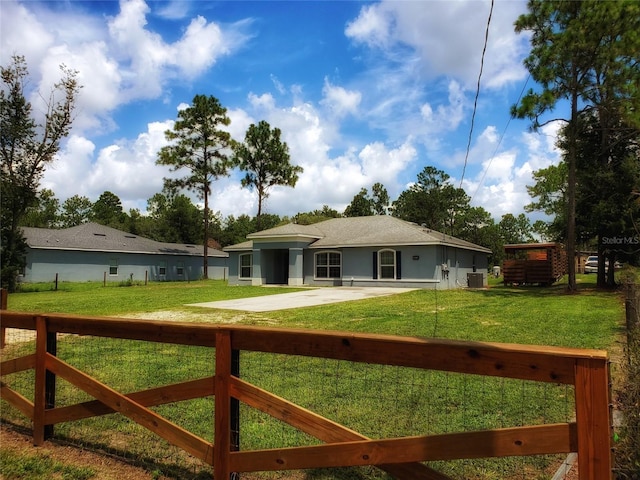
<box><xmin>109</xmin><ymin>259</ymin><xmax>118</xmax><ymax>276</ymax></box>
<box><xmin>315</xmin><ymin>251</ymin><xmax>341</xmax><ymax>279</ymax></box>
<box><xmin>378</xmin><ymin>249</ymin><xmax>396</xmax><ymax>279</ymax></box>
<box><xmin>239</xmin><ymin>253</ymin><xmax>253</xmax><ymax>279</ymax></box>
<box><xmin>176</xmin><ymin>261</ymin><xmax>184</xmax><ymax>276</ymax></box>
<box><xmin>158</xmin><ymin>260</ymin><xmax>167</xmax><ymax>276</ymax></box>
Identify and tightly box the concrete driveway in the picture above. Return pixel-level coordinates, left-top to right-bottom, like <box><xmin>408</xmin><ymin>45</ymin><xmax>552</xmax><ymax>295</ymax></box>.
<box><xmin>187</xmin><ymin>287</ymin><xmax>416</xmax><ymax>312</ymax></box>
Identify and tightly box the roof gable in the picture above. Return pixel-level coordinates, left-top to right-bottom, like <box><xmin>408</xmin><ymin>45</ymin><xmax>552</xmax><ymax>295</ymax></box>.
<box><xmin>247</xmin><ymin>222</ymin><xmax>323</xmax><ymax>240</ymax></box>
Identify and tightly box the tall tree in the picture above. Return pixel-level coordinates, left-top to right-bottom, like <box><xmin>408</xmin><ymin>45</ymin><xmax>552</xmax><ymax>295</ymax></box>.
<box><xmin>293</xmin><ymin>205</ymin><xmax>341</xmax><ymax>225</ymax></box>
<box><xmin>219</xmin><ymin>214</ymin><xmax>255</xmax><ymax>247</ymax></box>
<box><xmin>1</xmin><ymin>55</ymin><xmax>80</xmax><ymax>291</ymax></box>
<box><xmin>499</xmin><ymin>213</ymin><xmax>535</xmax><ymax>245</ymax></box>
<box><xmin>60</xmin><ymin>194</ymin><xmax>92</xmax><ymax>227</ymax></box>
<box><xmin>157</xmin><ymin>95</ymin><xmax>233</xmax><ymax>278</ymax></box>
<box><xmin>513</xmin><ymin>0</ymin><xmax>640</xmax><ymax>291</ymax></box>
<box><xmin>525</xmin><ymin>163</ymin><xmax>568</xmax><ymax>242</ymax></box>
<box><xmin>233</xmin><ymin>120</ymin><xmax>302</xmax><ymax>229</ymax></box>
<box><xmin>573</xmin><ymin>112</ymin><xmax>640</xmax><ymax>287</ymax></box>
<box><xmin>392</xmin><ymin>166</ymin><xmax>469</xmax><ymax>235</ymax></box>
<box><xmin>344</xmin><ymin>183</ymin><xmax>390</xmax><ymax>217</ymax></box>
<box><xmin>91</xmin><ymin>191</ymin><xmax>126</xmax><ymax>228</ymax></box>
<box><xmin>344</xmin><ymin>188</ymin><xmax>373</xmax><ymax>217</ymax></box>
<box><xmin>21</xmin><ymin>189</ymin><xmax>60</xmax><ymax>228</ymax></box>
<box><xmin>147</xmin><ymin>190</ymin><xmax>203</xmax><ymax>244</ymax></box>
<box><xmin>371</xmin><ymin>182</ymin><xmax>390</xmax><ymax>215</ymax></box>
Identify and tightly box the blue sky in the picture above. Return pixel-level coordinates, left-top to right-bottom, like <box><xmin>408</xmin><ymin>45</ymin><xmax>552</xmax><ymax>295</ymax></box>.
<box><xmin>1</xmin><ymin>0</ymin><xmax>564</xmax><ymax>222</ymax></box>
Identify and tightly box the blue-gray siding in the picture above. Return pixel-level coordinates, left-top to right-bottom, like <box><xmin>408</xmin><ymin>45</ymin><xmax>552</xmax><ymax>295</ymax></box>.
<box><xmin>22</xmin><ymin>248</ymin><xmax>227</xmax><ymax>283</ymax></box>
<box><xmin>228</xmin><ymin>244</ymin><xmax>487</xmax><ymax>289</ymax></box>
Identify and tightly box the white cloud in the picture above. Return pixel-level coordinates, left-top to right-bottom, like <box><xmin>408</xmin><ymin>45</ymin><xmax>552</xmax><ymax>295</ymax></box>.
<box><xmin>105</xmin><ymin>0</ymin><xmax>243</xmax><ymax>102</ymax></box>
<box><xmin>38</xmin><ymin>43</ymin><xmax>121</xmax><ymax>134</ymax></box>
<box><xmin>420</xmin><ymin>80</ymin><xmax>465</xmax><ymax>133</ymax></box>
<box><xmin>344</xmin><ymin>4</ymin><xmax>392</xmax><ymax>49</ymax></box>
<box><xmin>171</xmin><ymin>16</ymin><xmax>227</xmax><ymax>77</ymax></box>
<box><xmin>227</xmin><ymin>108</ymin><xmax>256</xmax><ymax>142</ymax></box>
<box><xmin>359</xmin><ymin>141</ymin><xmax>416</xmax><ymax>185</ymax></box>
<box><xmin>43</xmin><ymin>121</ymin><xmax>173</xmax><ymax>212</ymax></box>
<box><xmin>248</xmin><ymin>92</ymin><xmax>276</xmax><ymax>111</ymax></box>
<box><xmin>156</xmin><ymin>0</ymin><xmax>191</xmax><ymax>20</ymax></box>
<box><xmin>2</xmin><ymin>0</ymin><xmax>251</xmax><ymax>140</ymax></box>
<box><xmin>321</xmin><ymin>77</ymin><xmax>362</xmax><ymax>117</ymax></box>
<box><xmin>0</xmin><ymin>1</ymin><xmax>55</xmax><ymax>67</ymax></box>
<box><xmin>460</xmin><ymin>121</ymin><xmax>563</xmax><ymax>220</ymax></box>
<box><xmin>210</xmin><ymin>90</ymin><xmax>417</xmax><ymax>217</ymax></box>
<box><xmin>346</xmin><ymin>0</ymin><xmax>529</xmax><ymax>90</ymax></box>
<box><xmin>42</xmin><ymin>135</ymin><xmax>96</xmax><ymax>198</ymax></box>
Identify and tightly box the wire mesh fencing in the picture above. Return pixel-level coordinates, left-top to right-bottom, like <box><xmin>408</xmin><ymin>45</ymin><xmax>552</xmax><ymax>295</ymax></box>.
<box><xmin>0</xmin><ymin>286</ymin><xmax>611</xmax><ymax>480</ymax></box>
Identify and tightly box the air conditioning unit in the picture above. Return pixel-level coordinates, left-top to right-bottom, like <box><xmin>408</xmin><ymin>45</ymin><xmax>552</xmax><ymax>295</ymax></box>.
<box><xmin>467</xmin><ymin>272</ymin><xmax>484</xmax><ymax>288</ymax></box>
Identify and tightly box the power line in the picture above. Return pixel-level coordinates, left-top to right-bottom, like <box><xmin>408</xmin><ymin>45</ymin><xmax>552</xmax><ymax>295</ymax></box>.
<box><xmin>459</xmin><ymin>0</ymin><xmax>494</xmax><ymax>188</ymax></box>
<box><xmin>470</xmin><ymin>74</ymin><xmax>530</xmax><ymax>203</ymax></box>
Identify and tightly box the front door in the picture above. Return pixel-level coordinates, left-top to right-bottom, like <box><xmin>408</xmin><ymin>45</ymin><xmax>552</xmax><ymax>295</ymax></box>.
<box><xmin>268</xmin><ymin>249</ymin><xmax>289</xmax><ymax>285</ymax></box>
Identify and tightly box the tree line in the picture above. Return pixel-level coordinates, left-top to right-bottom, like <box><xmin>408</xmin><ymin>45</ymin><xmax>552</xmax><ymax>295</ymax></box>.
<box><xmin>18</xmin><ymin>170</ymin><xmax>542</xmax><ymax>269</ymax></box>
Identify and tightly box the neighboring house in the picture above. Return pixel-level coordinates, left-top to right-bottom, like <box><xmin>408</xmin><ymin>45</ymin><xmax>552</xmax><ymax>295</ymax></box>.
<box><xmin>20</xmin><ymin>223</ymin><xmax>228</xmax><ymax>283</ymax></box>
<box><xmin>225</xmin><ymin>216</ymin><xmax>491</xmax><ymax>289</ymax></box>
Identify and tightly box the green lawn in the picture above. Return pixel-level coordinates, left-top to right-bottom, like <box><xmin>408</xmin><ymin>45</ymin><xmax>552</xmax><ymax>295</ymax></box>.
<box><xmin>2</xmin><ymin>276</ymin><xmax>627</xmax><ymax>479</ymax></box>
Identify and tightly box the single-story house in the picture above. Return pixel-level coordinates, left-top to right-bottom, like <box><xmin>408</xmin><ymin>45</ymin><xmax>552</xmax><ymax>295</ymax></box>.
<box><xmin>19</xmin><ymin>222</ymin><xmax>228</xmax><ymax>283</ymax></box>
<box><xmin>224</xmin><ymin>216</ymin><xmax>491</xmax><ymax>289</ymax></box>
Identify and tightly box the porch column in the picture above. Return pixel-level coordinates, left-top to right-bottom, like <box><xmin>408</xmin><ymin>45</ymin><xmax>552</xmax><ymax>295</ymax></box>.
<box><xmin>289</xmin><ymin>248</ymin><xmax>304</xmax><ymax>286</ymax></box>
<box><xmin>251</xmin><ymin>249</ymin><xmax>263</xmax><ymax>286</ymax></box>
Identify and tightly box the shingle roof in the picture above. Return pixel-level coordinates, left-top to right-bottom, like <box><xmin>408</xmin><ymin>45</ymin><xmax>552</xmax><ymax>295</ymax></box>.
<box><xmin>226</xmin><ymin>216</ymin><xmax>491</xmax><ymax>253</ymax></box>
<box><xmin>247</xmin><ymin>222</ymin><xmax>324</xmax><ymax>240</ymax></box>
<box><xmin>22</xmin><ymin>223</ymin><xmax>227</xmax><ymax>257</ymax></box>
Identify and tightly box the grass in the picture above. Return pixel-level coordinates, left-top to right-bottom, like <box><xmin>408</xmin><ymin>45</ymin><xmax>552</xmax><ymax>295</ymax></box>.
<box><xmin>1</xmin><ymin>275</ymin><xmax>629</xmax><ymax>479</ymax></box>
<box><xmin>8</xmin><ymin>280</ymin><xmax>304</xmax><ymax>316</ymax></box>
<box><xmin>0</xmin><ymin>448</ymin><xmax>96</xmax><ymax>480</ymax></box>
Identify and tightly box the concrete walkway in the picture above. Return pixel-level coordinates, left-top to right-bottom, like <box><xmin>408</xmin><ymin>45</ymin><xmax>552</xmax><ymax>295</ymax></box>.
<box><xmin>187</xmin><ymin>287</ymin><xmax>416</xmax><ymax>312</ymax></box>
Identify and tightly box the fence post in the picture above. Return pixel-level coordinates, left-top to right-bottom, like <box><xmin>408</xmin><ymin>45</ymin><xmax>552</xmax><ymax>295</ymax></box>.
<box><xmin>231</xmin><ymin>349</ymin><xmax>240</xmax><ymax>480</ymax></box>
<box><xmin>574</xmin><ymin>357</ymin><xmax>613</xmax><ymax>479</ymax></box>
<box><xmin>0</xmin><ymin>288</ymin><xmax>7</xmax><ymax>348</ymax></box>
<box><xmin>33</xmin><ymin>316</ymin><xmax>47</xmax><ymax>445</ymax></box>
<box><xmin>32</xmin><ymin>315</ymin><xmax>57</xmax><ymax>444</ymax></box>
<box><xmin>214</xmin><ymin>330</ymin><xmax>232</xmax><ymax>480</ymax></box>
<box><xmin>45</xmin><ymin>329</ymin><xmax>57</xmax><ymax>439</ymax></box>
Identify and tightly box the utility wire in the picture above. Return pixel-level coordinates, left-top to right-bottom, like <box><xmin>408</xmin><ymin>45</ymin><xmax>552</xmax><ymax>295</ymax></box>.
<box><xmin>470</xmin><ymin>74</ymin><xmax>531</xmax><ymax>203</ymax></box>
<box><xmin>459</xmin><ymin>0</ymin><xmax>494</xmax><ymax>188</ymax></box>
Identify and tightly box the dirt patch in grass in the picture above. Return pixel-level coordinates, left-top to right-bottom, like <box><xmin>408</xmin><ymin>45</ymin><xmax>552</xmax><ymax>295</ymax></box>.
<box><xmin>0</xmin><ymin>425</ymin><xmax>167</xmax><ymax>480</ymax></box>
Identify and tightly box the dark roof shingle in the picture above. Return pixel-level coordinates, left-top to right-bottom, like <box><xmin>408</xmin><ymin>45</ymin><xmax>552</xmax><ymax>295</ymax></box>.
<box><xmin>226</xmin><ymin>216</ymin><xmax>491</xmax><ymax>253</ymax></box>
<box><xmin>22</xmin><ymin>223</ymin><xmax>227</xmax><ymax>257</ymax></box>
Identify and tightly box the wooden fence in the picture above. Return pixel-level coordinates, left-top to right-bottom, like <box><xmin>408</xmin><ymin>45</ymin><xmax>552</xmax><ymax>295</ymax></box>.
<box><xmin>0</xmin><ymin>309</ymin><xmax>612</xmax><ymax>480</ymax></box>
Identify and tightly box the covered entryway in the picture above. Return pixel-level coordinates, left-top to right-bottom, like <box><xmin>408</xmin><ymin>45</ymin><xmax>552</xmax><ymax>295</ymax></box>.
<box><xmin>263</xmin><ymin>249</ymin><xmax>289</xmax><ymax>285</ymax></box>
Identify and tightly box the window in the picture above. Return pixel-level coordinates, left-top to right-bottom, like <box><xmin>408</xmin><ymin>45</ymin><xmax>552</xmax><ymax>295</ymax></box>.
<box><xmin>176</xmin><ymin>261</ymin><xmax>184</xmax><ymax>276</ymax></box>
<box><xmin>109</xmin><ymin>259</ymin><xmax>118</xmax><ymax>276</ymax></box>
<box><xmin>378</xmin><ymin>249</ymin><xmax>395</xmax><ymax>279</ymax></box>
<box><xmin>239</xmin><ymin>253</ymin><xmax>253</xmax><ymax>279</ymax></box>
<box><xmin>315</xmin><ymin>251</ymin><xmax>341</xmax><ymax>279</ymax></box>
<box><xmin>158</xmin><ymin>260</ymin><xmax>167</xmax><ymax>276</ymax></box>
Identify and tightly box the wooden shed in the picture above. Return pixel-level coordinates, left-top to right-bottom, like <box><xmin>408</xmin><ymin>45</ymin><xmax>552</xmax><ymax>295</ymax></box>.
<box><xmin>502</xmin><ymin>243</ymin><xmax>567</xmax><ymax>286</ymax></box>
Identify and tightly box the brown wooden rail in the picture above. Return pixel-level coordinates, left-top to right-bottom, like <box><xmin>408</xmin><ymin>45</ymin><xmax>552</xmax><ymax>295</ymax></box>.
<box><xmin>0</xmin><ymin>311</ymin><xmax>612</xmax><ymax>480</ymax></box>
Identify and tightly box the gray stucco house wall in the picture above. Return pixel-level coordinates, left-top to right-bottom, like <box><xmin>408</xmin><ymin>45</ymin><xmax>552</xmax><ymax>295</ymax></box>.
<box><xmin>225</xmin><ymin>216</ymin><xmax>491</xmax><ymax>289</ymax></box>
<box><xmin>20</xmin><ymin>223</ymin><xmax>228</xmax><ymax>283</ymax></box>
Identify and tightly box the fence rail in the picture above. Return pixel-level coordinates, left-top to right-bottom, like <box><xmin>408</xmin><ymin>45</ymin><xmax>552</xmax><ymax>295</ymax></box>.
<box><xmin>0</xmin><ymin>310</ymin><xmax>612</xmax><ymax>480</ymax></box>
